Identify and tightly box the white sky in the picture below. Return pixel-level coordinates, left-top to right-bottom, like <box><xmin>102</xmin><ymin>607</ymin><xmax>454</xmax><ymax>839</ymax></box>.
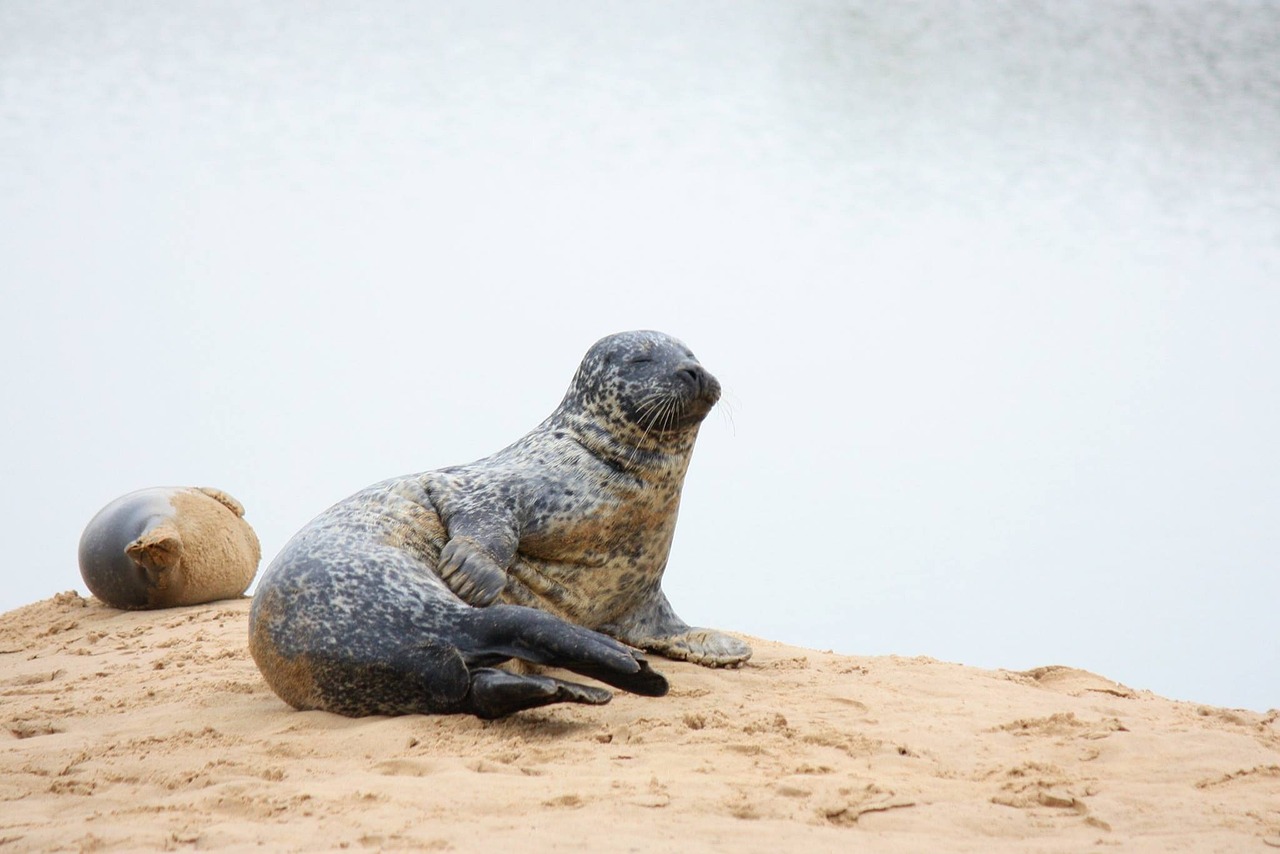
<box><xmin>1</xmin><ymin>1</ymin><xmax>1277</xmax><ymax>711</ymax></box>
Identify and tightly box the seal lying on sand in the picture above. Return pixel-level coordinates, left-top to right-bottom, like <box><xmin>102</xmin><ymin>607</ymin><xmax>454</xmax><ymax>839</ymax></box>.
<box><xmin>249</xmin><ymin>330</ymin><xmax>750</xmax><ymax>719</ymax></box>
<box><xmin>79</xmin><ymin>487</ymin><xmax>261</xmax><ymax>609</ymax></box>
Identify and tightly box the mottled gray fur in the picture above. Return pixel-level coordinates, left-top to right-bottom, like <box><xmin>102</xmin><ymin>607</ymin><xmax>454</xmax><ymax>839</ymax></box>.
<box><xmin>249</xmin><ymin>330</ymin><xmax>750</xmax><ymax>718</ymax></box>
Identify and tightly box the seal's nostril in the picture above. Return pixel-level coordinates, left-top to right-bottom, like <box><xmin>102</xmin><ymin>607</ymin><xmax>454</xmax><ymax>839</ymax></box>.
<box><xmin>677</xmin><ymin>367</ymin><xmax>701</xmax><ymax>391</ymax></box>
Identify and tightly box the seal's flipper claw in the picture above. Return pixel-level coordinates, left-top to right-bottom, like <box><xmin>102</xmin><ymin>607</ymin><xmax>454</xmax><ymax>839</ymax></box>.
<box><xmin>466</xmin><ymin>667</ymin><xmax>611</xmax><ymax>719</ymax></box>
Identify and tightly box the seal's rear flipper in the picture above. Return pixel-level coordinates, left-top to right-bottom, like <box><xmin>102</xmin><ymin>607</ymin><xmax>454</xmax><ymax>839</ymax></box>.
<box><xmin>466</xmin><ymin>667</ymin><xmax>612</xmax><ymax>719</ymax></box>
<box><xmin>464</xmin><ymin>605</ymin><xmax>669</xmax><ymax>698</ymax></box>
<box><xmin>557</xmin><ymin>654</ymin><xmax>669</xmax><ymax>698</ymax></box>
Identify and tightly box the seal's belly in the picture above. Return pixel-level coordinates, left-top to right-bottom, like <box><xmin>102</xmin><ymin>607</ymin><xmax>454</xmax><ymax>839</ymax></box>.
<box><xmin>505</xmin><ymin>479</ymin><xmax>681</xmax><ymax>627</ymax></box>
<box><xmin>504</xmin><ymin>524</ymin><xmax>675</xmax><ymax>628</ymax></box>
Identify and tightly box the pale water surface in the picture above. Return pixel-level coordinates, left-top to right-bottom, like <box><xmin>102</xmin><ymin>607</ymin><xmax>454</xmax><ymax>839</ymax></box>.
<box><xmin>2</xmin><ymin>2</ymin><xmax>1277</xmax><ymax>710</ymax></box>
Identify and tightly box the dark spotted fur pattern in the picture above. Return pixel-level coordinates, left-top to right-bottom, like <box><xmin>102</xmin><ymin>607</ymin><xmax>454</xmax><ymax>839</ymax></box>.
<box><xmin>249</xmin><ymin>330</ymin><xmax>750</xmax><ymax>718</ymax></box>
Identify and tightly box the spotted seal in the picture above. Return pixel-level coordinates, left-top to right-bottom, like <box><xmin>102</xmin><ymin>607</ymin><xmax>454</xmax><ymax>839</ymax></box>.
<box><xmin>78</xmin><ymin>486</ymin><xmax>261</xmax><ymax>609</ymax></box>
<box><xmin>249</xmin><ymin>330</ymin><xmax>750</xmax><ymax>719</ymax></box>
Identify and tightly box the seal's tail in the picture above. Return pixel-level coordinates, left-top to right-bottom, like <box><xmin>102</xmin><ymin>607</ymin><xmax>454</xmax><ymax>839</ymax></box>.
<box><xmin>462</xmin><ymin>605</ymin><xmax>670</xmax><ymax>698</ymax></box>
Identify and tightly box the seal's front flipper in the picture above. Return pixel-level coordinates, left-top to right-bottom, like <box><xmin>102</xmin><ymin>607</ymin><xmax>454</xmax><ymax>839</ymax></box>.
<box><xmin>636</xmin><ymin>628</ymin><xmax>752</xmax><ymax>669</ymax></box>
<box><xmin>602</xmin><ymin>588</ymin><xmax>753</xmax><ymax>668</ymax></box>
<box><xmin>465</xmin><ymin>667</ymin><xmax>612</xmax><ymax>719</ymax></box>
<box><xmin>431</xmin><ymin>478</ymin><xmax>522</xmax><ymax>606</ymax></box>
<box><xmin>438</xmin><ymin>537</ymin><xmax>509</xmax><ymax>606</ymax></box>
<box><xmin>465</xmin><ymin>605</ymin><xmax>669</xmax><ymax>698</ymax></box>
<box><xmin>125</xmin><ymin>524</ymin><xmax>182</xmax><ymax>578</ymax></box>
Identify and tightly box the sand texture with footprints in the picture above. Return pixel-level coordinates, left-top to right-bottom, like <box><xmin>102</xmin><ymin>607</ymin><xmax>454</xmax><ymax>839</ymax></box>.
<box><xmin>2</xmin><ymin>592</ymin><xmax>1278</xmax><ymax>852</ymax></box>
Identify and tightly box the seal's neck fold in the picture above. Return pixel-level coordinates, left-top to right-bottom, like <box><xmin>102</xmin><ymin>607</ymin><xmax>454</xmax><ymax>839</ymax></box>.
<box><xmin>553</xmin><ymin>410</ymin><xmax>697</xmax><ymax>481</ymax></box>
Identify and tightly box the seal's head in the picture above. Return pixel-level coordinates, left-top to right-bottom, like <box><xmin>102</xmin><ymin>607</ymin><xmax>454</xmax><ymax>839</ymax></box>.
<box><xmin>558</xmin><ymin>330</ymin><xmax>721</xmax><ymax>444</ymax></box>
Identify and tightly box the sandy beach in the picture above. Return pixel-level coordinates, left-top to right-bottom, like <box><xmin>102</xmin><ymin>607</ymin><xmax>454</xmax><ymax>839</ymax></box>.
<box><xmin>2</xmin><ymin>592</ymin><xmax>1277</xmax><ymax>852</ymax></box>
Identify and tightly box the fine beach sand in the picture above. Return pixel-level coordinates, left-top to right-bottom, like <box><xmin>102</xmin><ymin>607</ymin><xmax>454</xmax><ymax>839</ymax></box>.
<box><xmin>2</xmin><ymin>592</ymin><xmax>1277</xmax><ymax>852</ymax></box>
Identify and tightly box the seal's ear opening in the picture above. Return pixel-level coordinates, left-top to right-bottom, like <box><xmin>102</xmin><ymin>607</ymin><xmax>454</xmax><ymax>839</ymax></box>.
<box><xmin>125</xmin><ymin>526</ymin><xmax>183</xmax><ymax>574</ymax></box>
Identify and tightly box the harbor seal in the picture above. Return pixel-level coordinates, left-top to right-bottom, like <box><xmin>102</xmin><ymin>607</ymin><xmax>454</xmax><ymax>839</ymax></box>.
<box><xmin>78</xmin><ymin>486</ymin><xmax>261</xmax><ymax>609</ymax></box>
<box><xmin>249</xmin><ymin>329</ymin><xmax>750</xmax><ymax>719</ymax></box>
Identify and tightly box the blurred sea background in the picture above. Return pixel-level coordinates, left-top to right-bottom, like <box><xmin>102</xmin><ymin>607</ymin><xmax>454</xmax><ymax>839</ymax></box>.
<box><xmin>2</xmin><ymin>1</ymin><xmax>1277</xmax><ymax>710</ymax></box>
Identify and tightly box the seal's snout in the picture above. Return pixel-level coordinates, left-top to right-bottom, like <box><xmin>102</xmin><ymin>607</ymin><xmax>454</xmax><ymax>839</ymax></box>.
<box><xmin>677</xmin><ymin>362</ymin><xmax>721</xmax><ymax>404</ymax></box>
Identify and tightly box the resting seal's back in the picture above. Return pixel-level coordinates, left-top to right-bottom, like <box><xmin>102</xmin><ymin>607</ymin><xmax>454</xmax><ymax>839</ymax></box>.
<box><xmin>249</xmin><ymin>330</ymin><xmax>749</xmax><ymax>719</ymax></box>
